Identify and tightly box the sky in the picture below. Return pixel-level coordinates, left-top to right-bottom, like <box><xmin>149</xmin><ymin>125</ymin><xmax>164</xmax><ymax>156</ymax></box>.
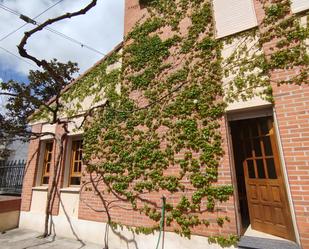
<box><xmin>0</xmin><ymin>0</ymin><xmax>125</xmax><ymax>83</ymax></box>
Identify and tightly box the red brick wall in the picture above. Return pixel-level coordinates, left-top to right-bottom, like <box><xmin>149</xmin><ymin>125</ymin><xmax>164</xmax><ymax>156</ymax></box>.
<box><xmin>252</xmin><ymin>1</ymin><xmax>309</xmax><ymax>247</ymax></box>
<box><xmin>20</xmin><ymin>123</ymin><xmax>68</xmax><ymax>215</ymax></box>
<box><xmin>49</xmin><ymin>123</ymin><xmax>68</xmax><ymax>215</ymax></box>
<box><xmin>21</xmin><ymin>123</ymin><xmax>42</xmax><ymax>211</ymax></box>
<box><xmin>78</xmin><ymin>93</ymin><xmax>237</xmax><ymax>236</ymax></box>
<box><xmin>124</xmin><ymin>0</ymin><xmax>148</xmax><ymax>36</ymax></box>
<box><xmin>273</xmin><ymin>83</ymin><xmax>309</xmax><ymax>247</ymax></box>
<box><xmin>92</xmin><ymin>0</ymin><xmax>238</xmax><ymax>237</ymax></box>
<box><xmin>21</xmin><ymin>0</ymin><xmax>309</xmax><ymax>245</ymax></box>
<box><xmin>78</xmin><ymin>149</ymin><xmax>237</xmax><ymax>237</ymax></box>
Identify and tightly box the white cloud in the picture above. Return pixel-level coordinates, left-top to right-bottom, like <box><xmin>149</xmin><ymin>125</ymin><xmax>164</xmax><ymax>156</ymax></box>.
<box><xmin>0</xmin><ymin>0</ymin><xmax>124</xmax><ymax>77</ymax></box>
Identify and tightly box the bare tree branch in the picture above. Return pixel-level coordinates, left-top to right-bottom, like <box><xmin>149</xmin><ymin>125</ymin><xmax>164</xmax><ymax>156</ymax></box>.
<box><xmin>13</xmin><ymin>0</ymin><xmax>98</xmax><ymax>237</ymax></box>
<box><xmin>17</xmin><ymin>0</ymin><xmax>97</xmax><ymax>85</ymax></box>
<box><xmin>77</xmin><ymin>100</ymin><xmax>110</xmax><ymax>129</ymax></box>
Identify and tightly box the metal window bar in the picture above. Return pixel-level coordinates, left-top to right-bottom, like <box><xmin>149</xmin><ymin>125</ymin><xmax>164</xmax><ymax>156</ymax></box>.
<box><xmin>0</xmin><ymin>159</ymin><xmax>26</xmax><ymax>194</ymax></box>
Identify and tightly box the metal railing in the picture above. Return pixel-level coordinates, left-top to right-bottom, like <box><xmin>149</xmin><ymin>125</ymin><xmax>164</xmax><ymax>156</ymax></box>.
<box><xmin>0</xmin><ymin>160</ymin><xmax>26</xmax><ymax>195</ymax></box>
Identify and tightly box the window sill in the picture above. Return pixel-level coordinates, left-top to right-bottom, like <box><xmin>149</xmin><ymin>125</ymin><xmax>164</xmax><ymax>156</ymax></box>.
<box><xmin>60</xmin><ymin>187</ymin><xmax>80</xmax><ymax>193</ymax></box>
<box><xmin>32</xmin><ymin>186</ymin><xmax>48</xmax><ymax>191</ymax></box>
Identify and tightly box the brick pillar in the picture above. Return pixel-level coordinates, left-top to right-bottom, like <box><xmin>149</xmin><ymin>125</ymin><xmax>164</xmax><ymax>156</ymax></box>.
<box><xmin>124</xmin><ymin>0</ymin><xmax>149</xmax><ymax>36</ymax></box>
<box><xmin>272</xmin><ymin>81</ymin><xmax>309</xmax><ymax>248</ymax></box>
<box><xmin>49</xmin><ymin>123</ymin><xmax>68</xmax><ymax>216</ymax></box>
<box><xmin>220</xmin><ymin>117</ymin><xmax>238</xmax><ymax>235</ymax></box>
<box><xmin>21</xmin><ymin>123</ymin><xmax>42</xmax><ymax>211</ymax></box>
<box><xmin>253</xmin><ymin>1</ymin><xmax>309</xmax><ymax>247</ymax></box>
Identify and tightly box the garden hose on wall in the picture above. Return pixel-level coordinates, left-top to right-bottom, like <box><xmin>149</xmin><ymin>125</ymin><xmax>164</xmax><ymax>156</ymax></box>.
<box><xmin>155</xmin><ymin>196</ymin><xmax>166</xmax><ymax>249</ymax></box>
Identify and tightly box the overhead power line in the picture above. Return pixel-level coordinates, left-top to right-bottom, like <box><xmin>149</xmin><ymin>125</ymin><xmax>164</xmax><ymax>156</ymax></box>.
<box><xmin>0</xmin><ymin>2</ymin><xmax>106</xmax><ymax>56</ymax></box>
<box><xmin>0</xmin><ymin>3</ymin><xmax>20</xmax><ymax>16</ymax></box>
<box><xmin>0</xmin><ymin>0</ymin><xmax>64</xmax><ymax>42</ymax></box>
<box><xmin>1</xmin><ymin>23</ymin><xmax>27</xmax><ymax>42</ymax></box>
<box><xmin>0</xmin><ymin>46</ymin><xmax>37</xmax><ymax>68</ymax></box>
<box><xmin>0</xmin><ymin>1</ymin><xmax>64</xmax><ymax>70</ymax></box>
<box><xmin>34</xmin><ymin>0</ymin><xmax>64</xmax><ymax>19</ymax></box>
<box><xmin>44</xmin><ymin>26</ymin><xmax>106</xmax><ymax>55</ymax></box>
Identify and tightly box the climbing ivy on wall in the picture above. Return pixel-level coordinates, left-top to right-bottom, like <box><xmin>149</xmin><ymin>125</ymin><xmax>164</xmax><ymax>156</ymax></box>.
<box><xmin>225</xmin><ymin>0</ymin><xmax>309</xmax><ymax>102</ymax></box>
<box><xmin>262</xmin><ymin>0</ymin><xmax>309</xmax><ymax>84</ymax></box>
<box><xmin>79</xmin><ymin>0</ymin><xmax>236</xmax><ymax>242</ymax></box>
<box><xmin>45</xmin><ymin>0</ymin><xmax>308</xmax><ymax>246</ymax></box>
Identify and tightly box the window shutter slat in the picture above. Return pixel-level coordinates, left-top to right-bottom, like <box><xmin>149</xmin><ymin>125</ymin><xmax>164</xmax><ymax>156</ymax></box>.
<box><xmin>291</xmin><ymin>0</ymin><xmax>309</xmax><ymax>13</ymax></box>
<box><xmin>213</xmin><ymin>0</ymin><xmax>258</xmax><ymax>38</ymax></box>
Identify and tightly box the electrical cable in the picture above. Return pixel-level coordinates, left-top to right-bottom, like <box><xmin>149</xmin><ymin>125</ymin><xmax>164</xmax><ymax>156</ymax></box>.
<box><xmin>0</xmin><ymin>1</ymin><xmax>64</xmax><ymax>69</ymax></box>
<box><xmin>0</xmin><ymin>3</ymin><xmax>20</xmax><ymax>16</ymax></box>
<box><xmin>0</xmin><ymin>46</ymin><xmax>37</xmax><ymax>68</ymax></box>
<box><xmin>0</xmin><ymin>0</ymin><xmax>64</xmax><ymax>42</ymax></box>
<box><xmin>44</xmin><ymin>26</ymin><xmax>105</xmax><ymax>55</ymax></box>
<box><xmin>33</xmin><ymin>0</ymin><xmax>64</xmax><ymax>19</ymax></box>
<box><xmin>0</xmin><ymin>2</ymin><xmax>106</xmax><ymax>56</ymax></box>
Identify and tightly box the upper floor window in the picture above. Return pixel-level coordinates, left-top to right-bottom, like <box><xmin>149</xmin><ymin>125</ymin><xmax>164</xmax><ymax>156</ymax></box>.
<box><xmin>69</xmin><ymin>139</ymin><xmax>83</xmax><ymax>186</ymax></box>
<box><xmin>213</xmin><ymin>0</ymin><xmax>258</xmax><ymax>38</ymax></box>
<box><xmin>41</xmin><ymin>141</ymin><xmax>53</xmax><ymax>185</ymax></box>
<box><xmin>291</xmin><ymin>0</ymin><xmax>309</xmax><ymax>13</ymax></box>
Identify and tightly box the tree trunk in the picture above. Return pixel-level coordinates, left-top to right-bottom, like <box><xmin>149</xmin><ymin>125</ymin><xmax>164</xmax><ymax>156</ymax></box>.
<box><xmin>42</xmin><ymin>132</ymin><xmax>66</xmax><ymax>237</ymax></box>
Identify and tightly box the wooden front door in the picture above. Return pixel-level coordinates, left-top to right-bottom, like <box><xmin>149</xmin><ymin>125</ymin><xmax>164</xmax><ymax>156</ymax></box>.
<box><xmin>231</xmin><ymin>116</ymin><xmax>295</xmax><ymax>241</ymax></box>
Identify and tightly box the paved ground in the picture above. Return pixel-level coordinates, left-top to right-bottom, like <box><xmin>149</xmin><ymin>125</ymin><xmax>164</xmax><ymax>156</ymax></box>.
<box><xmin>0</xmin><ymin>229</ymin><xmax>103</xmax><ymax>249</ymax></box>
<box><xmin>238</xmin><ymin>236</ymin><xmax>300</xmax><ymax>249</ymax></box>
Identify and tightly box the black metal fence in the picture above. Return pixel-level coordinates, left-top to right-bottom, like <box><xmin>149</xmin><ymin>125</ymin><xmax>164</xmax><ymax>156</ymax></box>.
<box><xmin>0</xmin><ymin>160</ymin><xmax>26</xmax><ymax>194</ymax></box>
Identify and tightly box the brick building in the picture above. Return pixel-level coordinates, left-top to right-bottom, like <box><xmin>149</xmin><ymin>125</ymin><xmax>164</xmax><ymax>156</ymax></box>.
<box><xmin>19</xmin><ymin>1</ymin><xmax>309</xmax><ymax>248</ymax></box>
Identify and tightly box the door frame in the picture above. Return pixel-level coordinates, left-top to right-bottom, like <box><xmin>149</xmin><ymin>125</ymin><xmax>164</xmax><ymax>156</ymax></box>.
<box><xmin>273</xmin><ymin>107</ymin><xmax>300</xmax><ymax>244</ymax></box>
<box><xmin>225</xmin><ymin>107</ymin><xmax>300</xmax><ymax>244</ymax></box>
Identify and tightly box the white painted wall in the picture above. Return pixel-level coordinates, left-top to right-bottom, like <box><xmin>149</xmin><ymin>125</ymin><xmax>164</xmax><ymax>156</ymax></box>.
<box><xmin>221</xmin><ymin>35</ymin><xmax>271</xmax><ymax>111</ymax></box>
<box><xmin>19</xmin><ymin>211</ymin><xmax>236</xmax><ymax>249</ymax></box>
<box><xmin>59</xmin><ymin>191</ymin><xmax>80</xmax><ymax>218</ymax></box>
<box><xmin>30</xmin><ymin>189</ymin><xmax>48</xmax><ymax>213</ymax></box>
<box><xmin>226</xmin><ymin>96</ymin><xmax>270</xmax><ymax>112</ymax></box>
<box><xmin>67</xmin><ymin>116</ymin><xmax>84</xmax><ymax>135</ymax></box>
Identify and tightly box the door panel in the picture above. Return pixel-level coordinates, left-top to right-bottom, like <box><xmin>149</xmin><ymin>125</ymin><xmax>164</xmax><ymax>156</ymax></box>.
<box><xmin>231</xmin><ymin>116</ymin><xmax>295</xmax><ymax>241</ymax></box>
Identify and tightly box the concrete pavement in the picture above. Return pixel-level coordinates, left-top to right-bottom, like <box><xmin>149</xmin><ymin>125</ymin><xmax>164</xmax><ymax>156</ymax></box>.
<box><xmin>0</xmin><ymin>229</ymin><xmax>103</xmax><ymax>249</ymax></box>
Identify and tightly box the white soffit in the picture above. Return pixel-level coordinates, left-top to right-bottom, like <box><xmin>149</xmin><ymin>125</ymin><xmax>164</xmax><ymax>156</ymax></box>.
<box><xmin>41</xmin><ymin>123</ymin><xmax>56</xmax><ymax>134</ymax></box>
<box><xmin>213</xmin><ymin>0</ymin><xmax>258</xmax><ymax>38</ymax></box>
<box><xmin>291</xmin><ymin>0</ymin><xmax>309</xmax><ymax>13</ymax></box>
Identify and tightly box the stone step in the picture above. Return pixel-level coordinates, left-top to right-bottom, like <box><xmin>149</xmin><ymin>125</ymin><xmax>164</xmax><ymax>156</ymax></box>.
<box><xmin>238</xmin><ymin>236</ymin><xmax>300</xmax><ymax>249</ymax></box>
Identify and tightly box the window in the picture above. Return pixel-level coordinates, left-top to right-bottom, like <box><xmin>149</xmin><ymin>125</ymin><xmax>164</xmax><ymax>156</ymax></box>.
<box><xmin>291</xmin><ymin>0</ymin><xmax>309</xmax><ymax>13</ymax></box>
<box><xmin>213</xmin><ymin>0</ymin><xmax>258</xmax><ymax>38</ymax></box>
<box><xmin>69</xmin><ymin>139</ymin><xmax>83</xmax><ymax>186</ymax></box>
<box><xmin>41</xmin><ymin>141</ymin><xmax>53</xmax><ymax>185</ymax></box>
